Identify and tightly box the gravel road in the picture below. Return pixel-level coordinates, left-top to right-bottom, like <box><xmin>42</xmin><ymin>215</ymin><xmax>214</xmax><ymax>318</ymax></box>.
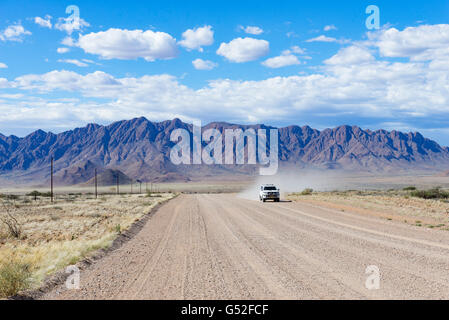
<box><xmin>42</xmin><ymin>194</ymin><xmax>449</xmax><ymax>299</ymax></box>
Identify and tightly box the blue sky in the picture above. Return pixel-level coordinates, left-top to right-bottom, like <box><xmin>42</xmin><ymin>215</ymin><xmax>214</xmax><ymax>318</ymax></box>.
<box><xmin>1</xmin><ymin>0</ymin><xmax>449</xmax><ymax>145</ymax></box>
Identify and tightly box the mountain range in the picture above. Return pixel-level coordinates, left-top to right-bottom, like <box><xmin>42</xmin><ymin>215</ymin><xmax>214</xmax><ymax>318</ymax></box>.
<box><xmin>0</xmin><ymin>117</ymin><xmax>448</xmax><ymax>186</ymax></box>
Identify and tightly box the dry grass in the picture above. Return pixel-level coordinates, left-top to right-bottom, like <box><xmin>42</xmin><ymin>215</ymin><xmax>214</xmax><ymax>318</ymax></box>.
<box><xmin>0</xmin><ymin>193</ymin><xmax>175</xmax><ymax>297</ymax></box>
<box><xmin>288</xmin><ymin>189</ymin><xmax>449</xmax><ymax>229</ymax></box>
<box><xmin>0</xmin><ymin>258</ymin><xmax>32</xmax><ymax>298</ymax></box>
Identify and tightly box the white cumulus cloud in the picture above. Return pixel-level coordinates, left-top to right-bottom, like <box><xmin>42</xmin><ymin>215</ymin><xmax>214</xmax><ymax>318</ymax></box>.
<box><xmin>179</xmin><ymin>25</ymin><xmax>214</xmax><ymax>52</ymax></box>
<box><xmin>372</xmin><ymin>24</ymin><xmax>449</xmax><ymax>61</ymax></box>
<box><xmin>2</xmin><ymin>52</ymin><xmax>449</xmax><ymax>138</ymax></box>
<box><xmin>77</xmin><ymin>28</ymin><xmax>178</xmax><ymax>61</ymax></box>
<box><xmin>0</xmin><ymin>63</ymin><xmax>7</xmax><ymax>69</ymax></box>
<box><xmin>324</xmin><ymin>46</ymin><xmax>375</xmax><ymax>65</ymax></box>
<box><xmin>14</xmin><ymin>70</ymin><xmax>119</xmax><ymax>92</ymax></box>
<box><xmin>57</xmin><ymin>59</ymin><xmax>89</xmax><ymax>67</ymax></box>
<box><xmin>306</xmin><ymin>35</ymin><xmax>336</xmax><ymax>42</ymax></box>
<box><xmin>192</xmin><ymin>59</ymin><xmax>217</xmax><ymax>70</ymax></box>
<box><xmin>291</xmin><ymin>46</ymin><xmax>305</xmax><ymax>54</ymax></box>
<box><xmin>306</xmin><ymin>35</ymin><xmax>349</xmax><ymax>44</ymax></box>
<box><xmin>216</xmin><ymin>37</ymin><xmax>269</xmax><ymax>63</ymax></box>
<box><xmin>55</xmin><ymin>16</ymin><xmax>89</xmax><ymax>34</ymax></box>
<box><xmin>57</xmin><ymin>47</ymin><xmax>70</xmax><ymax>54</ymax></box>
<box><xmin>61</xmin><ymin>36</ymin><xmax>75</xmax><ymax>47</ymax></box>
<box><xmin>241</xmin><ymin>26</ymin><xmax>263</xmax><ymax>35</ymax></box>
<box><xmin>324</xmin><ymin>25</ymin><xmax>337</xmax><ymax>31</ymax></box>
<box><xmin>0</xmin><ymin>24</ymin><xmax>31</xmax><ymax>42</ymax></box>
<box><xmin>34</xmin><ymin>16</ymin><xmax>52</xmax><ymax>29</ymax></box>
<box><xmin>262</xmin><ymin>51</ymin><xmax>300</xmax><ymax>68</ymax></box>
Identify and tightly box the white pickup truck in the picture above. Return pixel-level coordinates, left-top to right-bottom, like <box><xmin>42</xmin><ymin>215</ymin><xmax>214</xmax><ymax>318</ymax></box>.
<box><xmin>259</xmin><ymin>184</ymin><xmax>280</xmax><ymax>202</ymax></box>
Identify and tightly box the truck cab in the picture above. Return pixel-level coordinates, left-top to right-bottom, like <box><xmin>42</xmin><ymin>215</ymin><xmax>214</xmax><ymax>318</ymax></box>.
<box><xmin>259</xmin><ymin>184</ymin><xmax>280</xmax><ymax>202</ymax></box>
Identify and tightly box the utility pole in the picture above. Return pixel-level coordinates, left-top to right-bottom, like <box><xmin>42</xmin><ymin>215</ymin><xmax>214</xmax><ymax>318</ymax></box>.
<box><xmin>146</xmin><ymin>182</ymin><xmax>148</xmax><ymax>193</ymax></box>
<box><xmin>50</xmin><ymin>157</ymin><xmax>54</xmax><ymax>203</ymax></box>
<box><xmin>95</xmin><ymin>168</ymin><xmax>98</xmax><ymax>199</ymax></box>
<box><xmin>136</xmin><ymin>180</ymin><xmax>142</xmax><ymax>194</ymax></box>
<box><xmin>116</xmin><ymin>173</ymin><xmax>119</xmax><ymax>195</ymax></box>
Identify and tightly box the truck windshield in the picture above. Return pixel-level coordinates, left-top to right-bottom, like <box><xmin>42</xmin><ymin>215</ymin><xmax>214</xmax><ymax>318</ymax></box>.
<box><xmin>264</xmin><ymin>186</ymin><xmax>277</xmax><ymax>190</ymax></box>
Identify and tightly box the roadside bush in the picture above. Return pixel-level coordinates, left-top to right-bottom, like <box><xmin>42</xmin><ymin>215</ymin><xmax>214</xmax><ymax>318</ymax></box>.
<box><xmin>1</xmin><ymin>194</ymin><xmax>19</xmax><ymax>200</ymax></box>
<box><xmin>26</xmin><ymin>191</ymin><xmax>51</xmax><ymax>198</ymax></box>
<box><xmin>0</xmin><ymin>202</ymin><xmax>22</xmax><ymax>239</ymax></box>
<box><xmin>410</xmin><ymin>187</ymin><xmax>449</xmax><ymax>200</ymax></box>
<box><xmin>146</xmin><ymin>192</ymin><xmax>162</xmax><ymax>198</ymax></box>
<box><xmin>403</xmin><ymin>186</ymin><xmax>417</xmax><ymax>191</ymax></box>
<box><xmin>0</xmin><ymin>260</ymin><xmax>32</xmax><ymax>298</ymax></box>
<box><xmin>300</xmin><ymin>188</ymin><xmax>314</xmax><ymax>195</ymax></box>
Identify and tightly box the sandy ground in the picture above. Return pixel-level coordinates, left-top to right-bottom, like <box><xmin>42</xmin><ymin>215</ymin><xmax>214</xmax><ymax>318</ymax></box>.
<box><xmin>288</xmin><ymin>191</ymin><xmax>449</xmax><ymax>229</ymax></box>
<box><xmin>41</xmin><ymin>193</ymin><xmax>449</xmax><ymax>300</ymax></box>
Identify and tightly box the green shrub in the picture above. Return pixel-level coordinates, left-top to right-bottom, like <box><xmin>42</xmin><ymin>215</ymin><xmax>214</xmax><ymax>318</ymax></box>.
<box><xmin>0</xmin><ymin>261</ymin><xmax>32</xmax><ymax>298</ymax></box>
<box><xmin>403</xmin><ymin>186</ymin><xmax>417</xmax><ymax>191</ymax></box>
<box><xmin>410</xmin><ymin>187</ymin><xmax>449</xmax><ymax>199</ymax></box>
<box><xmin>26</xmin><ymin>191</ymin><xmax>52</xmax><ymax>198</ymax></box>
<box><xmin>300</xmin><ymin>188</ymin><xmax>314</xmax><ymax>195</ymax></box>
<box><xmin>26</xmin><ymin>191</ymin><xmax>39</xmax><ymax>197</ymax></box>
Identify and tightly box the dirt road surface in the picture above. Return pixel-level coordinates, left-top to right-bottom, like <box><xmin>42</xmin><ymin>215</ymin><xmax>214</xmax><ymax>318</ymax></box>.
<box><xmin>42</xmin><ymin>194</ymin><xmax>449</xmax><ymax>299</ymax></box>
